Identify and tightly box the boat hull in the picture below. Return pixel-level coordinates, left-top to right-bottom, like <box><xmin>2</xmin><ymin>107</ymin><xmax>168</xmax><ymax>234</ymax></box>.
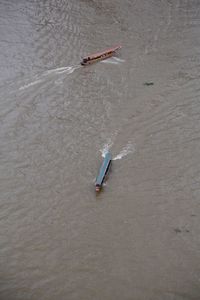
<box><xmin>81</xmin><ymin>45</ymin><xmax>121</xmax><ymax>66</ymax></box>
<box><xmin>95</xmin><ymin>152</ymin><xmax>112</xmax><ymax>192</ymax></box>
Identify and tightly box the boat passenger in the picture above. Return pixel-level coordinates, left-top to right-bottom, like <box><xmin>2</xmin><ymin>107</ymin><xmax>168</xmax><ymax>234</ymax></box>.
<box><xmin>96</xmin><ymin>185</ymin><xmax>101</xmax><ymax>192</ymax></box>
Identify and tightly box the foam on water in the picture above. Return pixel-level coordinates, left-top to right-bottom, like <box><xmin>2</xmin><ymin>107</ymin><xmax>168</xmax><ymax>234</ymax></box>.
<box><xmin>101</xmin><ymin>57</ymin><xmax>125</xmax><ymax>64</ymax></box>
<box><xmin>113</xmin><ymin>142</ymin><xmax>135</xmax><ymax>160</ymax></box>
<box><xmin>43</xmin><ymin>65</ymin><xmax>80</xmax><ymax>76</ymax></box>
<box><xmin>112</xmin><ymin>57</ymin><xmax>125</xmax><ymax>63</ymax></box>
<box><xmin>100</xmin><ymin>139</ymin><xmax>114</xmax><ymax>157</ymax></box>
<box><xmin>19</xmin><ymin>79</ymin><xmax>43</xmax><ymax>91</ymax></box>
<box><xmin>19</xmin><ymin>65</ymin><xmax>80</xmax><ymax>91</ymax></box>
<box><xmin>100</xmin><ymin>139</ymin><xmax>135</xmax><ymax>160</ymax></box>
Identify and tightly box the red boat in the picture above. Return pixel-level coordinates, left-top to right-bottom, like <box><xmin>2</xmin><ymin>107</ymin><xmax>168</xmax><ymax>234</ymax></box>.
<box><xmin>81</xmin><ymin>45</ymin><xmax>121</xmax><ymax>66</ymax></box>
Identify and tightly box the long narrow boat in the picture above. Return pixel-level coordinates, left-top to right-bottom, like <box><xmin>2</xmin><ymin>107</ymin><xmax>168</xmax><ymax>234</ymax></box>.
<box><xmin>81</xmin><ymin>45</ymin><xmax>121</xmax><ymax>66</ymax></box>
<box><xmin>95</xmin><ymin>152</ymin><xmax>112</xmax><ymax>192</ymax></box>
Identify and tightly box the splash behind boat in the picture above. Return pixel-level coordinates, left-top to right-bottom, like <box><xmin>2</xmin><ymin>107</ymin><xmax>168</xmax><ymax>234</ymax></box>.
<box><xmin>81</xmin><ymin>45</ymin><xmax>121</xmax><ymax>66</ymax></box>
<box><xmin>95</xmin><ymin>152</ymin><xmax>112</xmax><ymax>192</ymax></box>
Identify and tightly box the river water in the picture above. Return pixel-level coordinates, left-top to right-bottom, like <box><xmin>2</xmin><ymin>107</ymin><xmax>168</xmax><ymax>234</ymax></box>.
<box><xmin>1</xmin><ymin>1</ymin><xmax>200</xmax><ymax>299</ymax></box>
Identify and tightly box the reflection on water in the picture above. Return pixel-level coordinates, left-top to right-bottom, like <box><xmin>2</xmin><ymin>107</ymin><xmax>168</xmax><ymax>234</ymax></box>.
<box><xmin>1</xmin><ymin>0</ymin><xmax>200</xmax><ymax>299</ymax></box>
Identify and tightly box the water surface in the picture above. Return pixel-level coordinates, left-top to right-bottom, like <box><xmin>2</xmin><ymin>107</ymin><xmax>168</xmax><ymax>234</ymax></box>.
<box><xmin>1</xmin><ymin>1</ymin><xmax>200</xmax><ymax>299</ymax></box>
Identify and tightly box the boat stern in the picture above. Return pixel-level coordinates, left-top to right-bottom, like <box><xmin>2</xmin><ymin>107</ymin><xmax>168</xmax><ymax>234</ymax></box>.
<box><xmin>95</xmin><ymin>184</ymin><xmax>101</xmax><ymax>192</ymax></box>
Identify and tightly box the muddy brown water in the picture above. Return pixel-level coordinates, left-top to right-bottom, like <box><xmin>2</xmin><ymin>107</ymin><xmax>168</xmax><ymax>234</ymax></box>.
<box><xmin>1</xmin><ymin>1</ymin><xmax>200</xmax><ymax>299</ymax></box>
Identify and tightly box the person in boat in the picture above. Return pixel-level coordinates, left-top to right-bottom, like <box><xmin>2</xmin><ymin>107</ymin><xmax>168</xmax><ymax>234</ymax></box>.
<box><xmin>95</xmin><ymin>184</ymin><xmax>101</xmax><ymax>192</ymax></box>
<box><xmin>82</xmin><ymin>56</ymin><xmax>90</xmax><ymax>64</ymax></box>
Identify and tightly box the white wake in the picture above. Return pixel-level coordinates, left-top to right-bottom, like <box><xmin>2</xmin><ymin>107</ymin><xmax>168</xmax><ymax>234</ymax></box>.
<box><xmin>113</xmin><ymin>142</ymin><xmax>135</xmax><ymax>160</ymax></box>
<box><xmin>100</xmin><ymin>139</ymin><xmax>114</xmax><ymax>158</ymax></box>
<box><xmin>100</xmin><ymin>141</ymin><xmax>135</xmax><ymax>160</ymax></box>
<box><xmin>101</xmin><ymin>57</ymin><xmax>125</xmax><ymax>64</ymax></box>
<box><xmin>19</xmin><ymin>65</ymin><xmax>80</xmax><ymax>91</ymax></box>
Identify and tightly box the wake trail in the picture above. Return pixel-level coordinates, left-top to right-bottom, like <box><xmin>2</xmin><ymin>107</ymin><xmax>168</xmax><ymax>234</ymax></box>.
<box><xmin>113</xmin><ymin>142</ymin><xmax>135</xmax><ymax>160</ymax></box>
<box><xmin>100</xmin><ymin>139</ymin><xmax>114</xmax><ymax>158</ymax></box>
<box><xmin>100</xmin><ymin>140</ymin><xmax>135</xmax><ymax>160</ymax></box>
<box><xmin>19</xmin><ymin>65</ymin><xmax>81</xmax><ymax>91</ymax></box>
<box><xmin>101</xmin><ymin>57</ymin><xmax>125</xmax><ymax>65</ymax></box>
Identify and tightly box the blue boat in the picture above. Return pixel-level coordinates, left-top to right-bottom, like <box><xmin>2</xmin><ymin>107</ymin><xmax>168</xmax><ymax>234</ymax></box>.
<box><xmin>95</xmin><ymin>152</ymin><xmax>112</xmax><ymax>192</ymax></box>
